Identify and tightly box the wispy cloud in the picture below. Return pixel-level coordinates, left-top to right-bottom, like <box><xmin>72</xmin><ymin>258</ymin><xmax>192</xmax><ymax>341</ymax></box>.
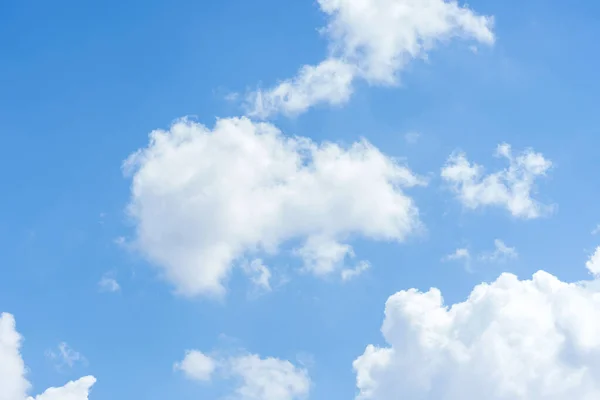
<box><xmin>404</xmin><ymin>131</ymin><xmax>421</xmax><ymax>144</ymax></box>
<box><xmin>341</xmin><ymin>261</ymin><xmax>371</xmax><ymax>282</ymax></box>
<box><xmin>98</xmin><ymin>274</ymin><xmax>120</xmax><ymax>293</ymax></box>
<box><xmin>479</xmin><ymin>239</ymin><xmax>518</xmax><ymax>262</ymax></box>
<box><xmin>444</xmin><ymin>239</ymin><xmax>518</xmax><ymax>271</ymax></box>
<box><xmin>46</xmin><ymin>342</ymin><xmax>86</xmax><ymax>370</ymax></box>
<box><xmin>443</xmin><ymin>248</ymin><xmax>471</xmax><ymax>262</ymax></box>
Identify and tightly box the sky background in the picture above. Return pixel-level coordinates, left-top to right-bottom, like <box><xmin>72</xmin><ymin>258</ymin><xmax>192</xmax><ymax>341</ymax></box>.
<box><xmin>1</xmin><ymin>0</ymin><xmax>600</xmax><ymax>399</ymax></box>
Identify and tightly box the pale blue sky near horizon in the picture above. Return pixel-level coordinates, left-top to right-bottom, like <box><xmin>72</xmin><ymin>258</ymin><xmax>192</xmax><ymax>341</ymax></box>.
<box><xmin>1</xmin><ymin>0</ymin><xmax>600</xmax><ymax>398</ymax></box>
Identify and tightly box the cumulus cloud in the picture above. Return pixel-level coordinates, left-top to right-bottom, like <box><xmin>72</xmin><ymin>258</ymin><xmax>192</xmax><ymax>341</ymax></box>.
<box><xmin>27</xmin><ymin>377</ymin><xmax>96</xmax><ymax>400</ymax></box>
<box><xmin>175</xmin><ymin>350</ymin><xmax>216</xmax><ymax>382</ymax></box>
<box><xmin>353</xmin><ymin>265</ymin><xmax>600</xmax><ymax>399</ymax></box>
<box><xmin>441</xmin><ymin>143</ymin><xmax>553</xmax><ymax>219</ymax></box>
<box><xmin>0</xmin><ymin>313</ymin><xmax>95</xmax><ymax>400</ymax></box>
<box><xmin>248</xmin><ymin>0</ymin><xmax>494</xmax><ymax>118</ymax></box>
<box><xmin>176</xmin><ymin>350</ymin><xmax>310</xmax><ymax>400</ymax></box>
<box><xmin>228</xmin><ymin>354</ymin><xmax>310</xmax><ymax>400</ymax></box>
<box><xmin>124</xmin><ymin>117</ymin><xmax>424</xmax><ymax>297</ymax></box>
<box><xmin>0</xmin><ymin>313</ymin><xmax>30</xmax><ymax>400</ymax></box>
<box><xmin>586</xmin><ymin>247</ymin><xmax>600</xmax><ymax>276</ymax></box>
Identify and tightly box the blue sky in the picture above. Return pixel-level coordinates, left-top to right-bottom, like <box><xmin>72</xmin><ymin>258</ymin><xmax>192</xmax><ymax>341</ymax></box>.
<box><xmin>2</xmin><ymin>0</ymin><xmax>600</xmax><ymax>399</ymax></box>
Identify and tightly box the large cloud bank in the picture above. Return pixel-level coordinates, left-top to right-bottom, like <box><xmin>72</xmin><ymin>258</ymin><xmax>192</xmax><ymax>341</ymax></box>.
<box><xmin>353</xmin><ymin>250</ymin><xmax>600</xmax><ymax>399</ymax></box>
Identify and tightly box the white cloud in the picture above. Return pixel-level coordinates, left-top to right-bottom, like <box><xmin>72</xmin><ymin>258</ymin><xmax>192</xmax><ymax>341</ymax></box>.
<box><xmin>27</xmin><ymin>377</ymin><xmax>96</xmax><ymax>400</ymax></box>
<box><xmin>248</xmin><ymin>0</ymin><xmax>494</xmax><ymax>118</ymax></box>
<box><xmin>441</xmin><ymin>143</ymin><xmax>553</xmax><ymax>219</ymax></box>
<box><xmin>124</xmin><ymin>117</ymin><xmax>424</xmax><ymax>297</ymax></box>
<box><xmin>478</xmin><ymin>239</ymin><xmax>518</xmax><ymax>262</ymax></box>
<box><xmin>175</xmin><ymin>350</ymin><xmax>216</xmax><ymax>382</ymax></box>
<box><xmin>242</xmin><ymin>259</ymin><xmax>272</xmax><ymax>292</ymax></box>
<box><xmin>0</xmin><ymin>313</ymin><xmax>96</xmax><ymax>400</ymax></box>
<box><xmin>442</xmin><ymin>247</ymin><xmax>471</xmax><ymax>271</ymax></box>
<box><xmin>586</xmin><ymin>247</ymin><xmax>600</xmax><ymax>276</ymax></box>
<box><xmin>404</xmin><ymin>132</ymin><xmax>421</xmax><ymax>144</ymax></box>
<box><xmin>98</xmin><ymin>275</ymin><xmax>120</xmax><ymax>293</ymax></box>
<box><xmin>443</xmin><ymin>240</ymin><xmax>517</xmax><ymax>270</ymax></box>
<box><xmin>443</xmin><ymin>247</ymin><xmax>470</xmax><ymax>262</ymax></box>
<box><xmin>249</xmin><ymin>59</ymin><xmax>355</xmax><ymax>118</ymax></box>
<box><xmin>353</xmin><ymin>266</ymin><xmax>600</xmax><ymax>399</ymax></box>
<box><xmin>176</xmin><ymin>351</ymin><xmax>310</xmax><ymax>400</ymax></box>
<box><xmin>592</xmin><ymin>225</ymin><xmax>600</xmax><ymax>235</ymax></box>
<box><xmin>46</xmin><ymin>342</ymin><xmax>85</xmax><ymax>369</ymax></box>
<box><xmin>0</xmin><ymin>313</ymin><xmax>30</xmax><ymax>400</ymax></box>
<box><xmin>295</xmin><ymin>235</ymin><xmax>355</xmax><ymax>276</ymax></box>
<box><xmin>228</xmin><ymin>354</ymin><xmax>310</xmax><ymax>400</ymax></box>
<box><xmin>342</xmin><ymin>260</ymin><xmax>371</xmax><ymax>281</ymax></box>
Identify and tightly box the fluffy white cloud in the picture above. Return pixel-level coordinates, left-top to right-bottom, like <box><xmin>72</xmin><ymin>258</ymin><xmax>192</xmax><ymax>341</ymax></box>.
<box><xmin>175</xmin><ymin>350</ymin><xmax>216</xmax><ymax>382</ymax></box>
<box><xmin>27</xmin><ymin>377</ymin><xmax>96</xmax><ymax>400</ymax></box>
<box><xmin>586</xmin><ymin>247</ymin><xmax>600</xmax><ymax>276</ymax></box>
<box><xmin>228</xmin><ymin>354</ymin><xmax>310</xmax><ymax>400</ymax></box>
<box><xmin>441</xmin><ymin>143</ymin><xmax>553</xmax><ymax>219</ymax></box>
<box><xmin>0</xmin><ymin>313</ymin><xmax>95</xmax><ymax>400</ymax></box>
<box><xmin>176</xmin><ymin>351</ymin><xmax>310</xmax><ymax>400</ymax></box>
<box><xmin>0</xmin><ymin>313</ymin><xmax>30</xmax><ymax>400</ymax></box>
<box><xmin>248</xmin><ymin>0</ymin><xmax>494</xmax><ymax>117</ymax></box>
<box><xmin>124</xmin><ymin>117</ymin><xmax>424</xmax><ymax>297</ymax></box>
<box><xmin>294</xmin><ymin>235</ymin><xmax>355</xmax><ymax>276</ymax></box>
<box><xmin>353</xmin><ymin>267</ymin><xmax>600</xmax><ymax>399</ymax></box>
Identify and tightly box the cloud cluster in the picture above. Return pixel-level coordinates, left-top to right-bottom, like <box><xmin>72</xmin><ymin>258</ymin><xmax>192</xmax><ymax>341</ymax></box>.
<box><xmin>248</xmin><ymin>0</ymin><xmax>495</xmax><ymax>118</ymax></box>
<box><xmin>0</xmin><ymin>313</ymin><xmax>95</xmax><ymax>400</ymax></box>
<box><xmin>441</xmin><ymin>144</ymin><xmax>553</xmax><ymax>218</ymax></box>
<box><xmin>353</xmin><ymin>265</ymin><xmax>600</xmax><ymax>399</ymax></box>
<box><xmin>176</xmin><ymin>350</ymin><xmax>310</xmax><ymax>400</ymax></box>
<box><xmin>124</xmin><ymin>117</ymin><xmax>424</xmax><ymax>297</ymax></box>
